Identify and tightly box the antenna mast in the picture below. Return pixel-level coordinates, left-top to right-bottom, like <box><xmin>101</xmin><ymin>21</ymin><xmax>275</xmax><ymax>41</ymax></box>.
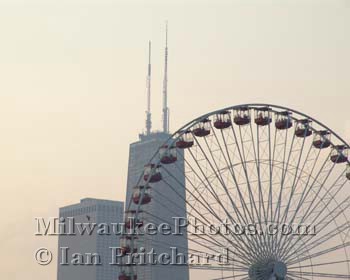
<box><xmin>162</xmin><ymin>22</ymin><xmax>169</xmax><ymax>133</ymax></box>
<box><xmin>145</xmin><ymin>41</ymin><xmax>152</xmax><ymax>135</ymax></box>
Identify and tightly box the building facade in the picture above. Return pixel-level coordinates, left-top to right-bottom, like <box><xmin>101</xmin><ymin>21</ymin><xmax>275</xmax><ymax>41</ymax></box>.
<box><xmin>125</xmin><ymin>132</ymin><xmax>189</xmax><ymax>280</ymax></box>
<box><xmin>57</xmin><ymin>198</ymin><xmax>124</xmax><ymax>280</ymax></box>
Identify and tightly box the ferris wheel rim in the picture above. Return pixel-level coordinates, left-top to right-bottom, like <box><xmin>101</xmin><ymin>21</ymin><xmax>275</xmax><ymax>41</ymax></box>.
<box><xmin>123</xmin><ymin>103</ymin><xmax>350</xmax><ymax>279</ymax></box>
<box><xmin>176</xmin><ymin>103</ymin><xmax>350</xmax><ymax>149</ymax></box>
<box><xmin>127</xmin><ymin>103</ymin><xmax>350</xmax><ymax>213</ymax></box>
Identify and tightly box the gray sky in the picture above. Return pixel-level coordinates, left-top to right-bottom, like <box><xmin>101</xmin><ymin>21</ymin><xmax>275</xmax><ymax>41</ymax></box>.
<box><xmin>0</xmin><ymin>0</ymin><xmax>349</xmax><ymax>279</ymax></box>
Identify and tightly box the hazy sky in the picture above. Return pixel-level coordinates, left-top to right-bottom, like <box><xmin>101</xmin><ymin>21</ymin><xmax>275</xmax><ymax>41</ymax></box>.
<box><xmin>0</xmin><ymin>0</ymin><xmax>349</xmax><ymax>279</ymax></box>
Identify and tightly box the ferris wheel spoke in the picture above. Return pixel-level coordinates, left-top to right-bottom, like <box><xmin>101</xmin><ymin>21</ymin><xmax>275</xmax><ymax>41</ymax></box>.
<box><xmin>299</xmin><ymin>171</ymin><xmax>348</xmax><ymax>231</ymax></box>
<box><xmin>294</xmin><ymin>150</ymin><xmax>335</xmax><ymax>220</ymax></box>
<box><xmin>208</xmin><ymin>273</ymin><xmax>249</xmax><ymax>280</ymax></box>
<box><xmin>184</xmin><ymin>149</ymin><xmax>261</xmax><ymax>260</ymax></box>
<box><xmin>187</xmin><ymin>237</ymin><xmax>249</xmax><ymax>267</ymax></box>
<box><xmin>229</xmin><ymin>129</ymin><xmax>272</xmax><ymax>258</ymax></box>
<box><xmin>270</xmin><ymin>128</ymin><xmax>288</xmax><ymax>221</ymax></box>
<box><xmin>138</xmin><ymin>218</ymin><xmax>227</xmax><ymax>257</ymax></box>
<box><xmin>284</xmin><ymin>175</ymin><xmax>349</xmax><ymax>258</ymax></box>
<box><xmin>228</xmin><ymin>122</ymin><xmax>260</xmax><ymax>225</ymax></box>
<box><xmin>202</xmin><ymin>130</ymin><xmax>253</xmax><ymax>225</ymax></box>
<box><xmin>147</xmin><ymin>174</ymin><xmax>214</xmax><ymax>223</ymax></box>
<box><xmin>267</xmin><ymin>124</ymin><xmax>277</xmax><ymax>226</ymax></box>
<box><xmin>245</xmin><ymin>122</ymin><xmax>276</xmax><ymax>258</ymax></box>
<box><xmin>272</xmin><ymin>127</ymin><xmax>295</xmax><ymax>236</ymax></box>
<box><xmin>288</xmin><ymin>270</ymin><xmax>350</xmax><ymax>278</ymax></box>
<box><xmin>159</xmin><ymin>177</ymin><xmax>252</xmax><ymax>261</ymax></box>
<box><xmin>208</xmin><ymin>123</ymin><xmax>270</xmax><ymax>258</ymax></box>
<box><xmin>278</xmin><ymin>142</ymin><xmax>317</xmax><ymax>227</ymax></box>
<box><xmin>212</xmin><ymin>123</ymin><xmax>255</xmax><ymax>225</ymax></box>
<box><xmin>277</xmin><ymin>138</ymin><xmax>322</xmax><ymax>256</ymax></box>
<box><xmin>237</xmin><ymin>125</ymin><xmax>259</xmax><ymax>223</ymax></box>
<box><xmin>265</xmin><ymin>119</ymin><xmax>276</xmax><ymax>258</ymax></box>
<box><xmin>189</xmin><ymin>265</ymin><xmax>248</xmax><ymax>272</ymax></box>
<box><xmin>149</xmin><ymin>178</ymin><xmax>225</xmax><ymax>238</ymax></box>
<box><xmin>283</xmin><ymin>195</ymin><xmax>350</xmax><ymax>263</ymax></box>
<box><xmin>160</xmin><ymin>166</ymin><xmax>257</xmax><ymax>263</ymax></box>
<box><xmin>169</xmin><ymin>157</ymin><xmax>227</xmax><ymax>218</ymax></box>
<box><xmin>277</xmin><ymin>132</ymin><xmax>307</xmax><ymax>219</ymax></box>
<box><xmin>268</xmin><ymin>127</ymin><xmax>285</xmax><ymax>254</ymax></box>
<box><xmin>273</xmin><ymin>129</ymin><xmax>308</xmax><ymax>255</ymax></box>
<box><xmin>280</xmin><ymin>179</ymin><xmax>347</xmax><ymax>261</ymax></box>
<box><xmin>150</xmin><ymin>181</ymin><xmax>196</xmax><ymax>216</ymax></box>
<box><xmin>288</xmin><ymin>259</ymin><xmax>350</xmax><ymax>270</ymax></box>
<box><xmin>255</xmin><ymin>123</ymin><xmax>269</xmax><ymax>225</ymax></box>
<box><xmin>247</xmin><ymin>122</ymin><xmax>273</xmax><ymax>258</ymax></box>
<box><xmin>172</xmin><ymin>151</ymin><xmax>233</xmax><ymax>220</ymax></box>
<box><xmin>216</xmin><ymin>128</ymin><xmax>255</xmax><ymax>226</ymax></box>
<box><xmin>188</xmin><ymin>136</ymin><xmax>248</xmax><ymax>224</ymax></box>
<box><xmin>283</xmin><ymin>146</ymin><xmax>322</xmax><ymax>226</ymax></box>
<box><xmin>287</xmin><ymin>241</ymin><xmax>350</xmax><ymax>266</ymax></box>
<box><xmin>185</xmin><ymin>139</ymin><xmax>251</xmax><ymax>228</ymax></box>
<box><xmin>253</xmin><ymin>122</ymin><xmax>277</xmax><ymax>259</ymax></box>
<box><xmin>183</xmin><ymin>148</ymin><xmax>246</xmax><ymax>228</ymax></box>
<box><xmin>136</xmin><ymin>232</ymin><xmax>248</xmax><ymax>271</ymax></box>
<box><xmin>286</xmin><ymin>274</ymin><xmax>312</xmax><ymax>280</ymax></box>
<box><xmin>277</xmin><ymin>149</ymin><xmax>335</xmax><ymax>258</ymax></box>
<box><xmin>225</xmin><ymin>120</ymin><xmax>271</xmax><ymax>257</ymax></box>
<box><xmin>171</xmin><ymin>161</ymin><xmax>261</xmax><ymax>261</ymax></box>
<box><xmin>294</xmin><ymin>160</ymin><xmax>337</xmax><ymax>225</ymax></box>
<box><xmin>275</xmin><ymin>137</ymin><xmax>310</xmax><ymax>254</ymax></box>
<box><xmin>287</xmin><ymin>222</ymin><xmax>350</xmax><ymax>263</ymax></box>
<box><xmin>139</xmin><ymin>219</ymin><xmax>249</xmax><ymax>267</ymax></box>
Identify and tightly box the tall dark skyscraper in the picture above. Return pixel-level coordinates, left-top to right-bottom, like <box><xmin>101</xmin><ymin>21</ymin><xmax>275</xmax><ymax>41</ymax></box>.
<box><xmin>124</xmin><ymin>24</ymin><xmax>189</xmax><ymax>280</ymax></box>
<box><xmin>125</xmin><ymin>133</ymin><xmax>189</xmax><ymax>280</ymax></box>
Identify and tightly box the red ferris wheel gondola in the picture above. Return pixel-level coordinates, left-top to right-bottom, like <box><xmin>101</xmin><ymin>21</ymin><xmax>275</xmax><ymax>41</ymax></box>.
<box><xmin>176</xmin><ymin>130</ymin><xmax>194</xmax><ymax>149</ymax></box>
<box><xmin>313</xmin><ymin>130</ymin><xmax>331</xmax><ymax>149</ymax></box>
<box><xmin>255</xmin><ymin>107</ymin><xmax>272</xmax><ymax>126</ymax></box>
<box><xmin>330</xmin><ymin>145</ymin><xmax>348</xmax><ymax>164</ymax></box>
<box><xmin>124</xmin><ymin>210</ymin><xmax>143</xmax><ymax>230</ymax></box>
<box><xmin>193</xmin><ymin>118</ymin><xmax>211</xmax><ymax>137</ymax></box>
<box><xmin>119</xmin><ymin>272</ymin><xmax>135</xmax><ymax>280</ymax></box>
<box><xmin>119</xmin><ymin>235</ymin><xmax>138</xmax><ymax>256</ymax></box>
<box><xmin>132</xmin><ymin>185</ymin><xmax>151</xmax><ymax>205</ymax></box>
<box><xmin>233</xmin><ymin>106</ymin><xmax>251</xmax><ymax>126</ymax></box>
<box><xmin>159</xmin><ymin>145</ymin><xmax>177</xmax><ymax>164</ymax></box>
<box><xmin>214</xmin><ymin>110</ymin><xmax>232</xmax><ymax>129</ymax></box>
<box><xmin>275</xmin><ymin>111</ymin><xmax>293</xmax><ymax>130</ymax></box>
<box><xmin>295</xmin><ymin>119</ymin><xmax>312</xmax><ymax>138</ymax></box>
<box><xmin>143</xmin><ymin>164</ymin><xmax>162</xmax><ymax>183</ymax></box>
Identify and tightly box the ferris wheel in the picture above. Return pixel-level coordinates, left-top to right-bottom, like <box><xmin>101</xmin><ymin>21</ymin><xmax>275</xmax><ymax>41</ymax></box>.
<box><xmin>120</xmin><ymin>104</ymin><xmax>350</xmax><ymax>280</ymax></box>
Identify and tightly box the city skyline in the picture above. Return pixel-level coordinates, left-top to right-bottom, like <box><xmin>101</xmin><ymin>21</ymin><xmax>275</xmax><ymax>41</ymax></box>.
<box><xmin>1</xmin><ymin>0</ymin><xmax>350</xmax><ymax>279</ymax></box>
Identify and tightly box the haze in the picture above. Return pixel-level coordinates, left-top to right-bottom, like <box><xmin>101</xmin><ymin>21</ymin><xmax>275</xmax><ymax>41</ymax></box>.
<box><xmin>0</xmin><ymin>0</ymin><xmax>349</xmax><ymax>279</ymax></box>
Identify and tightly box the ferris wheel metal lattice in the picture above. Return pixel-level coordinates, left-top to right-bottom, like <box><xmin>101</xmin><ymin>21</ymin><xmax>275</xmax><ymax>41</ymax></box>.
<box><xmin>120</xmin><ymin>104</ymin><xmax>350</xmax><ymax>280</ymax></box>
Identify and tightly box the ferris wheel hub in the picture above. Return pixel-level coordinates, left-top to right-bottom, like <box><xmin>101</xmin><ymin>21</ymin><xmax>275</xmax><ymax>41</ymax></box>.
<box><xmin>249</xmin><ymin>260</ymin><xmax>287</xmax><ymax>280</ymax></box>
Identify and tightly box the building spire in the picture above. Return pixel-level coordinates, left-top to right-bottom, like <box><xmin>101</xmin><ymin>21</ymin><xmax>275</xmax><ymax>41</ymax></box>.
<box><xmin>145</xmin><ymin>41</ymin><xmax>152</xmax><ymax>135</ymax></box>
<box><xmin>162</xmin><ymin>21</ymin><xmax>169</xmax><ymax>133</ymax></box>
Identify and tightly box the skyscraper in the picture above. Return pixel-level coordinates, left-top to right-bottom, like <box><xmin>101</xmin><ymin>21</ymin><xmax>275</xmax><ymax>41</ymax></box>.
<box><xmin>125</xmin><ymin>132</ymin><xmax>189</xmax><ymax>280</ymax></box>
<box><xmin>57</xmin><ymin>198</ymin><xmax>124</xmax><ymax>280</ymax></box>
<box><xmin>123</xmin><ymin>23</ymin><xmax>189</xmax><ymax>280</ymax></box>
